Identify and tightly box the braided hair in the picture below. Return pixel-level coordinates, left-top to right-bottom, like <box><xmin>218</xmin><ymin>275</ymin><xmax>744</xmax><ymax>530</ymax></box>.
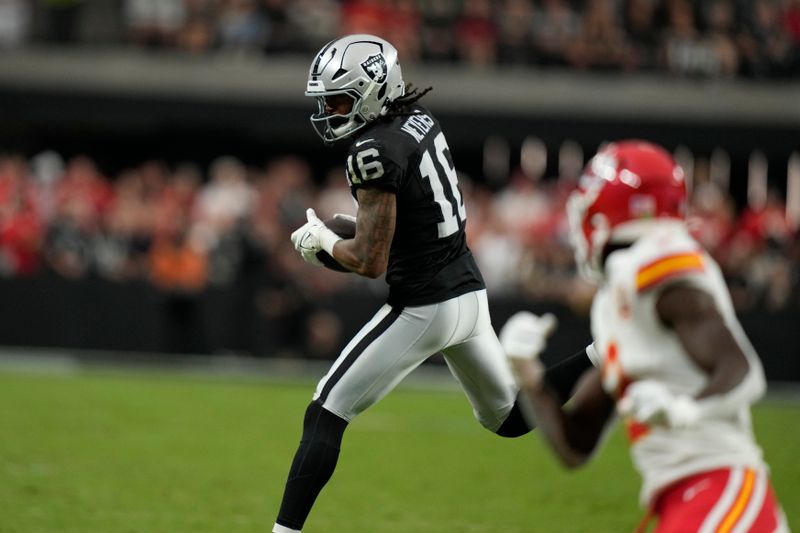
<box><xmin>382</xmin><ymin>84</ymin><xmax>433</xmax><ymax>118</ymax></box>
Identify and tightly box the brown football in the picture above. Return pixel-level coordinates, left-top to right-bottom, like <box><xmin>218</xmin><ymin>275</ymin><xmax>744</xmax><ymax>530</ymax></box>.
<box><xmin>316</xmin><ymin>216</ymin><xmax>356</xmax><ymax>272</ymax></box>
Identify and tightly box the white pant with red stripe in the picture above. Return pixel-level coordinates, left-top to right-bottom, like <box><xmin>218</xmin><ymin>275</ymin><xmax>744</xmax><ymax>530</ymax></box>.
<box><xmin>312</xmin><ymin>289</ymin><xmax>518</xmax><ymax>430</ymax></box>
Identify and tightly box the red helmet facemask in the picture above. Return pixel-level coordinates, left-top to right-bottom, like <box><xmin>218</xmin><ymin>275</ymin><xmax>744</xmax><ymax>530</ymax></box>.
<box><xmin>567</xmin><ymin>140</ymin><xmax>688</xmax><ymax>280</ymax></box>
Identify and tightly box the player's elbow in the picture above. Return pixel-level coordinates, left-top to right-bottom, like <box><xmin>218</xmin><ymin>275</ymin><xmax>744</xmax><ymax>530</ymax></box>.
<box><xmin>753</xmin><ymin>369</ymin><xmax>766</xmax><ymax>400</ymax></box>
<box><xmin>361</xmin><ymin>265</ymin><xmax>386</xmax><ymax>278</ymax></box>
<box><xmin>345</xmin><ymin>243</ymin><xmax>387</xmax><ymax>278</ymax></box>
<box><xmin>543</xmin><ymin>432</ymin><xmax>594</xmax><ymax>469</ymax></box>
<box><xmin>744</xmin><ymin>359</ymin><xmax>767</xmax><ymax>403</ymax></box>
<box><xmin>557</xmin><ymin>430</ymin><xmax>599</xmax><ymax>469</ymax></box>
<box><xmin>562</xmin><ymin>459</ymin><xmax>585</xmax><ymax>470</ymax></box>
<box><xmin>718</xmin><ymin>350</ymin><xmax>766</xmax><ymax>404</ymax></box>
<box><xmin>556</xmin><ymin>449</ymin><xmax>590</xmax><ymax>469</ymax></box>
<box><xmin>352</xmin><ymin>261</ymin><xmax>384</xmax><ymax>278</ymax></box>
<box><xmin>353</xmin><ymin>256</ymin><xmax>387</xmax><ymax>278</ymax></box>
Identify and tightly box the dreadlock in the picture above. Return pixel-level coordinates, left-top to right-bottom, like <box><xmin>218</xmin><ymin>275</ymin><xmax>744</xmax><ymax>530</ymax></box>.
<box><xmin>383</xmin><ymin>83</ymin><xmax>434</xmax><ymax>118</ymax></box>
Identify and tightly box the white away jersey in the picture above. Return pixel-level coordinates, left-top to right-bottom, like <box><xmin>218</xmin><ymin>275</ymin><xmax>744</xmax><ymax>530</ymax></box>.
<box><xmin>590</xmin><ymin>225</ymin><xmax>766</xmax><ymax>506</ymax></box>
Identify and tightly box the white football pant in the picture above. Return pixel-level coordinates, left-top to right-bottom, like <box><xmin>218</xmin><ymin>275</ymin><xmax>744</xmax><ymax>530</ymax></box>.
<box><xmin>313</xmin><ymin>289</ymin><xmax>518</xmax><ymax>431</ymax></box>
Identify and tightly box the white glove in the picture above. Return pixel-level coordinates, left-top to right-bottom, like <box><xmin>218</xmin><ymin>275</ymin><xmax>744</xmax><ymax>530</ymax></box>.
<box><xmin>618</xmin><ymin>380</ymin><xmax>700</xmax><ymax>429</ymax></box>
<box><xmin>499</xmin><ymin>311</ymin><xmax>558</xmax><ymax>360</ymax></box>
<box><xmin>290</xmin><ymin>208</ymin><xmax>326</xmax><ymax>266</ymax></box>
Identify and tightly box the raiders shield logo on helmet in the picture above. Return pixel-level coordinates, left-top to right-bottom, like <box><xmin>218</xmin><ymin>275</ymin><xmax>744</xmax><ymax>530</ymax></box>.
<box><xmin>360</xmin><ymin>54</ymin><xmax>387</xmax><ymax>83</ymax></box>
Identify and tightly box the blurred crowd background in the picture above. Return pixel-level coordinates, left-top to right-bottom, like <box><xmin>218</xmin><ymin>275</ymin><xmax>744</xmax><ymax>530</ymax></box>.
<box><xmin>1</xmin><ymin>0</ymin><xmax>799</xmax><ymax>79</ymax></box>
<box><xmin>0</xmin><ymin>0</ymin><xmax>798</xmax><ymax>370</ymax></box>
<box><xmin>0</xmin><ymin>146</ymin><xmax>797</xmax><ymax>312</ymax></box>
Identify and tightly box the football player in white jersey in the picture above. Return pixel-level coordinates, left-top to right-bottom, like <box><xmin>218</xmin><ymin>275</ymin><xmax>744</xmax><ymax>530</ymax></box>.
<box><xmin>500</xmin><ymin>141</ymin><xmax>789</xmax><ymax>532</ymax></box>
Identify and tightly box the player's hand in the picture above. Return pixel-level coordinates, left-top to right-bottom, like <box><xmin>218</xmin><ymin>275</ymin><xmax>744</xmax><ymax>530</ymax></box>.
<box><xmin>499</xmin><ymin>311</ymin><xmax>558</xmax><ymax>361</ymax></box>
<box><xmin>618</xmin><ymin>380</ymin><xmax>699</xmax><ymax>429</ymax></box>
<box><xmin>290</xmin><ymin>208</ymin><xmax>325</xmax><ymax>267</ymax></box>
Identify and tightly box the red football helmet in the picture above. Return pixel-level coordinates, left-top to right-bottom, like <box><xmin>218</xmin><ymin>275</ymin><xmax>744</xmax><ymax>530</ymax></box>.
<box><xmin>567</xmin><ymin>140</ymin><xmax>687</xmax><ymax>280</ymax></box>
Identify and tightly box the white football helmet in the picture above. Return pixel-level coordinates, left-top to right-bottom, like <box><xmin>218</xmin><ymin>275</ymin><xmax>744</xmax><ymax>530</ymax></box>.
<box><xmin>306</xmin><ymin>34</ymin><xmax>405</xmax><ymax>142</ymax></box>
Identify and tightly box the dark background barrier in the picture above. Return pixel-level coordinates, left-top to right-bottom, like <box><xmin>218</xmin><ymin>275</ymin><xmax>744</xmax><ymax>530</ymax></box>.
<box><xmin>1</xmin><ymin>275</ymin><xmax>796</xmax><ymax>382</ymax></box>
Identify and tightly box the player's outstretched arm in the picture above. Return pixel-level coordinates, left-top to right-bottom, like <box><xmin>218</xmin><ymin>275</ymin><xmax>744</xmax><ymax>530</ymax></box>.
<box><xmin>515</xmin><ymin>363</ymin><xmax>615</xmax><ymax>468</ymax></box>
<box><xmin>501</xmin><ymin>312</ymin><xmax>614</xmax><ymax>468</ymax></box>
<box><xmin>331</xmin><ymin>187</ymin><xmax>396</xmax><ymax>278</ymax></box>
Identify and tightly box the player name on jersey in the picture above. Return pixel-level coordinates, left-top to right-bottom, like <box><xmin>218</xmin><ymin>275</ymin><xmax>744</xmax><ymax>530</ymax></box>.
<box><xmin>400</xmin><ymin>113</ymin><xmax>435</xmax><ymax>143</ymax></box>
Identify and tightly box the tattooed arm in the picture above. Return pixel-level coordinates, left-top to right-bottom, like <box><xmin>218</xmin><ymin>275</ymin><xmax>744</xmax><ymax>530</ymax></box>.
<box><xmin>331</xmin><ymin>187</ymin><xmax>396</xmax><ymax>278</ymax></box>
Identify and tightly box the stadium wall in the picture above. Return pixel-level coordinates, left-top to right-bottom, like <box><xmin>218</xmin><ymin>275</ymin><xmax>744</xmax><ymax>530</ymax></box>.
<box><xmin>1</xmin><ymin>49</ymin><xmax>799</xmax><ymax>189</ymax></box>
<box><xmin>0</xmin><ymin>275</ymin><xmax>797</xmax><ymax>382</ymax></box>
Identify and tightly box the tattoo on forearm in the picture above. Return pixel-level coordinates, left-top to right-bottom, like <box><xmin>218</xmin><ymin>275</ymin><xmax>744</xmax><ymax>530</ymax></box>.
<box><xmin>356</xmin><ymin>188</ymin><xmax>396</xmax><ymax>268</ymax></box>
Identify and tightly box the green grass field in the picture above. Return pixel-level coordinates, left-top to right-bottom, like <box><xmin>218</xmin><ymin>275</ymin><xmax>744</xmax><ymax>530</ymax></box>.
<box><xmin>0</xmin><ymin>369</ymin><xmax>797</xmax><ymax>532</ymax></box>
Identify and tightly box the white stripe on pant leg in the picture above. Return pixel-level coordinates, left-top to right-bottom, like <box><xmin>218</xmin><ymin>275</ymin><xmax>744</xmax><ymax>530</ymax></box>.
<box><xmin>731</xmin><ymin>469</ymin><xmax>767</xmax><ymax>533</ymax></box>
<box><xmin>774</xmin><ymin>507</ymin><xmax>790</xmax><ymax>533</ymax></box>
<box><xmin>699</xmin><ymin>467</ymin><xmax>744</xmax><ymax>533</ymax></box>
<box><xmin>313</xmin><ymin>304</ymin><xmax>393</xmax><ymax>402</ymax></box>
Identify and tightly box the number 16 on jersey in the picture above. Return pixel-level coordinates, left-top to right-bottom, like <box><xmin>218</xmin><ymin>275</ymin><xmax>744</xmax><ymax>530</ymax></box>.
<box><xmin>347</xmin><ymin>131</ymin><xmax>466</xmax><ymax>240</ymax></box>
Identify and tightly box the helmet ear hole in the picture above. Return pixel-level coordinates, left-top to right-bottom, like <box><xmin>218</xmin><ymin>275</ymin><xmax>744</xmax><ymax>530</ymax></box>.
<box><xmin>377</xmin><ymin>84</ymin><xmax>387</xmax><ymax>101</ymax></box>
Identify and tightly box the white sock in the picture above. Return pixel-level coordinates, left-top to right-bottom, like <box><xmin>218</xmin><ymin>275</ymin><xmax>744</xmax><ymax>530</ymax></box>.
<box><xmin>273</xmin><ymin>524</ymin><xmax>301</xmax><ymax>533</ymax></box>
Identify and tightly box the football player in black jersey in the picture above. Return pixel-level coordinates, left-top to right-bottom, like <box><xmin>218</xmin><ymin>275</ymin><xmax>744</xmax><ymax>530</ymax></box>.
<box><xmin>274</xmin><ymin>34</ymin><xmax>595</xmax><ymax>533</ymax></box>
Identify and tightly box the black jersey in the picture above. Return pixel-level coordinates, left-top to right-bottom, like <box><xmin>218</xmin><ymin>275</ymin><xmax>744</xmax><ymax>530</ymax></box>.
<box><xmin>344</xmin><ymin>104</ymin><xmax>484</xmax><ymax>307</ymax></box>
